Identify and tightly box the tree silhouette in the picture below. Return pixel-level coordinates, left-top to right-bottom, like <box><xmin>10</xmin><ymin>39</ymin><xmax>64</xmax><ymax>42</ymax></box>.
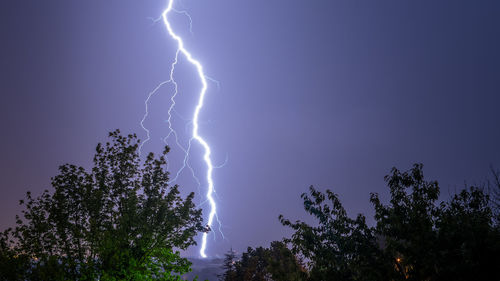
<box><xmin>279</xmin><ymin>164</ymin><xmax>500</xmax><ymax>281</ymax></box>
<box><xmin>1</xmin><ymin>130</ymin><xmax>207</xmax><ymax>280</ymax></box>
<box><xmin>220</xmin><ymin>242</ymin><xmax>306</xmax><ymax>281</ymax></box>
<box><xmin>280</xmin><ymin>187</ymin><xmax>387</xmax><ymax>281</ymax></box>
<box><xmin>371</xmin><ymin>164</ymin><xmax>442</xmax><ymax>280</ymax></box>
<box><xmin>219</xmin><ymin>247</ymin><xmax>237</xmax><ymax>281</ymax></box>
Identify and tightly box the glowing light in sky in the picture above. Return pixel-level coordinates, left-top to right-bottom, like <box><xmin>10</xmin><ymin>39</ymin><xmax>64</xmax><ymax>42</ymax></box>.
<box><xmin>140</xmin><ymin>0</ymin><xmax>219</xmax><ymax>258</ymax></box>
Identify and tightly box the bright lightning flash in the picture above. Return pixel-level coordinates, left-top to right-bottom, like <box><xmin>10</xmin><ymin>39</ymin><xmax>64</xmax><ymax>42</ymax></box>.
<box><xmin>140</xmin><ymin>0</ymin><xmax>219</xmax><ymax>258</ymax></box>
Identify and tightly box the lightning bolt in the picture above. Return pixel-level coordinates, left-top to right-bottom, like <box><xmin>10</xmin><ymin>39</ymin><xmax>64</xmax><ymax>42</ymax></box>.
<box><xmin>140</xmin><ymin>0</ymin><xmax>219</xmax><ymax>258</ymax></box>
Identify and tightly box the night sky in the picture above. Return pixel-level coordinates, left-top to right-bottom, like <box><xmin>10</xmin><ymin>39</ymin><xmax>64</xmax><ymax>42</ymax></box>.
<box><xmin>1</xmin><ymin>0</ymin><xmax>499</xmax><ymax>258</ymax></box>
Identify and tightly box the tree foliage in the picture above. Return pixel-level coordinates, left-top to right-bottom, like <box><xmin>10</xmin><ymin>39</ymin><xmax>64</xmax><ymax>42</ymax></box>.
<box><xmin>220</xmin><ymin>242</ymin><xmax>306</xmax><ymax>281</ymax></box>
<box><xmin>219</xmin><ymin>248</ymin><xmax>237</xmax><ymax>281</ymax></box>
<box><xmin>276</xmin><ymin>164</ymin><xmax>500</xmax><ymax>281</ymax></box>
<box><xmin>371</xmin><ymin>164</ymin><xmax>500</xmax><ymax>280</ymax></box>
<box><xmin>370</xmin><ymin>164</ymin><xmax>442</xmax><ymax>280</ymax></box>
<box><xmin>0</xmin><ymin>130</ymin><xmax>206</xmax><ymax>280</ymax></box>
<box><xmin>279</xmin><ymin>187</ymin><xmax>387</xmax><ymax>281</ymax></box>
<box><xmin>434</xmin><ymin>187</ymin><xmax>499</xmax><ymax>280</ymax></box>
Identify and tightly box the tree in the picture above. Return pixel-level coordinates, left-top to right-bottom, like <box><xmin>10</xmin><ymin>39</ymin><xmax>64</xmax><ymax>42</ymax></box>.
<box><xmin>370</xmin><ymin>163</ymin><xmax>442</xmax><ymax>280</ymax></box>
<box><xmin>236</xmin><ymin>247</ymin><xmax>270</xmax><ymax>281</ymax></box>
<box><xmin>220</xmin><ymin>242</ymin><xmax>306</xmax><ymax>281</ymax></box>
<box><xmin>1</xmin><ymin>130</ymin><xmax>207</xmax><ymax>280</ymax></box>
<box><xmin>435</xmin><ymin>187</ymin><xmax>499</xmax><ymax>280</ymax></box>
<box><xmin>0</xmin><ymin>229</ymin><xmax>30</xmax><ymax>281</ymax></box>
<box><xmin>264</xmin><ymin>241</ymin><xmax>307</xmax><ymax>281</ymax></box>
<box><xmin>280</xmin><ymin>164</ymin><xmax>500</xmax><ymax>281</ymax></box>
<box><xmin>219</xmin><ymin>247</ymin><xmax>237</xmax><ymax>281</ymax></box>
<box><xmin>280</xmin><ymin>187</ymin><xmax>387</xmax><ymax>281</ymax></box>
<box><xmin>487</xmin><ymin>166</ymin><xmax>500</xmax><ymax>224</ymax></box>
<box><xmin>371</xmin><ymin>164</ymin><xmax>500</xmax><ymax>281</ymax></box>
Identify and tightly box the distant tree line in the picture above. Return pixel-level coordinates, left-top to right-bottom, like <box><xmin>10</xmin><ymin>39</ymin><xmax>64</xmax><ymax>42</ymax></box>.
<box><xmin>220</xmin><ymin>164</ymin><xmax>500</xmax><ymax>281</ymax></box>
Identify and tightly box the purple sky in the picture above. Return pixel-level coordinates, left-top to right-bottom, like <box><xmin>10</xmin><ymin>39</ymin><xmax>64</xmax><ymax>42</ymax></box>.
<box><xmin>1</xmin><ymin>0</ymin><xmax>500</xmax><ymax>257</ymax></box>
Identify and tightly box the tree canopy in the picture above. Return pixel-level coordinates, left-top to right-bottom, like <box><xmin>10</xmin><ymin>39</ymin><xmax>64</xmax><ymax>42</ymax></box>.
<box><xmin>220</xmin><ymin>242</ymin><xmax>306</xmax><ymax>281</ymax></box>
<box><xmin>0</xmin><ymin>130</ymin><xmax>207</xmax><ymax>281</ymax></box>
<box><xmin>221</xmin><ymin>164</ymin><xmax>500</xmax><ymax>281</ymax></box>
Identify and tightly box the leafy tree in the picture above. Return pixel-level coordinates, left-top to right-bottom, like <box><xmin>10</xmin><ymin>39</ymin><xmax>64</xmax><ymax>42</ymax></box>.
<box><xmin>434</xmin><ymin>187</ymin><xmax>499</xmax><ymax>280</ymax></box>
<box><xmin>280</xmin><ymin>187</ymin><xmax>387</xmax><ymax>281</ymax></box>
<box><xmin>487</xmin><ymin>167</ymin><xmax>500</xmax><ymax>224</ymax></box>
<box><xmin>237</xmin><ymin>247</ymin><xmax>270</xmax><ymax>281</ymax></box>
<box><xmin>220</xmin><ymin>242</ymin><xmax>306</xmax><ymax>281</ymax></box>
<box><xmin>371</xmin><ymin>164</ymin><xmax>500</xmax><ymax>281</ymax></box>
<box><xmin>219</xmin><ymin>248</ymin><xmax>237</xmax><ymax>281</ymax></box>
<box><xmin>279</xmin><ymin>164</ymin><xmax>500</xmax><ymax>281</ymax></box>
<box><xmin>0</xmin><ymin>229</ymin><xmax>30</xmax><ymax>281</ymax></box>
<box><xmin>370</xmin><ymin>164</ymin><xmax>442</xmax><ymax>280</ymax></box>
<box><xmin>264</xmin><ymin>241</ymin><xmax>307</xmax><ymax>281</ymax></box>
<box><xmin>1</xmin><ymin>130</ymin><xmax>207</xmax><ymax>280</ymax></box>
